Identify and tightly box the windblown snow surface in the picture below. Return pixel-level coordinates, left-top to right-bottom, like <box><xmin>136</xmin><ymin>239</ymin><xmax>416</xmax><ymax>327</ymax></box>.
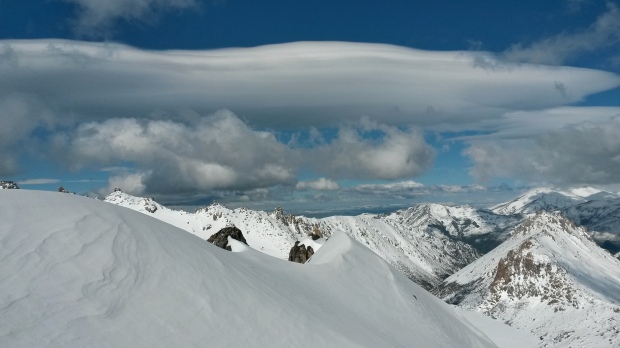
<box><xmin>0</xmin><ymin>190</ymin><xmax>534</xmax><ymax>347</ymax></box>
<box><xmin>105</xmin><ymin>191</ymin><xmax>497</xmax><ymax>288</ymax></box>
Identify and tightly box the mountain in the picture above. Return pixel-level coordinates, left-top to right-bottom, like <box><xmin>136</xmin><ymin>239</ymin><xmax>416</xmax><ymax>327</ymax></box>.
<box><xmin>490</xmin><ymin>187</ymin><xmax>603</xmax><ymax>215</ymax></box>
<box><xmin>491</xmin><ymin>187</ymin><xmax>620</xmax><ymax>254</ymax></box>
<box><xmin>0</xmin><ymin>189</ymin><xmax>534</xmax><ymax>347</ymax></box>
<box><xmin>434</xmin><ymin>212</ymin><xmax>620</xmax><ymax>347</ymax></box>
<box><xmin>105</xmin><ymin>191</ymin><xmax>494</xmax><ymax>288</ymax></box>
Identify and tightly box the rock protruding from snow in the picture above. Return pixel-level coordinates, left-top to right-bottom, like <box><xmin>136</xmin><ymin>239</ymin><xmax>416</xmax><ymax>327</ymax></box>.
<box><xmin>434</xmin><ymin>211</ymin><xmax>620</xmax><ymax>347</ymax></box>
<box><xmin>288</xmin><ymin>241</ymin><xmax>314</xmax><ymax>263</ymax></box>
<box><xmin>0</xmin><ymin>181</ymin><xmax>19</xmax><ymax>189</ymax></box>
<box><xmin>0</xmin><ymin>190</ymin><xmax>520</xmax><ymax>348</ymax></box>
<box><xmin>207</xmin><ymin>226</ymin><xmax>248</xmax><ymax>251</ymax></box>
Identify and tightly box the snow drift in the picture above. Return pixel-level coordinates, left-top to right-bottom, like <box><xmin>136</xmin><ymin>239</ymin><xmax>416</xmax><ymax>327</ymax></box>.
<box><xmin>0</xmin><ymin>190</ymin><xmax>525</xmax><ymax>347</ymax></box>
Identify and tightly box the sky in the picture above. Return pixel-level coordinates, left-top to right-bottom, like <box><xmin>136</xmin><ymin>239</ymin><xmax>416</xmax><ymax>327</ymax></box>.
<box><xmin>1</xmin><ymin>0</ymin><xmax>620</xmax><ymax>215</ymax></box>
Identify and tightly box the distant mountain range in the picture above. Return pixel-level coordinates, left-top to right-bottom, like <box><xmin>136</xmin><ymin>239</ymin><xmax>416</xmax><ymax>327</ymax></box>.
<box><xmin>104</xmin><ymin>186</ymin><xmax>620</xmax><ymax>287</ymax></box>
<box><xmin>101</xmin><ymin>186</ymin><xmax>620</xmax><ymax>347</ymax></box>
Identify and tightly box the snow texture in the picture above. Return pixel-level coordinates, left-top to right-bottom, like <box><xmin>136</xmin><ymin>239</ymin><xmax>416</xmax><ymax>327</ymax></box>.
<box><xmin>0</xmin><ymin>190</ymin><xmax>526</xmax><ymax>347</ymax></box>
<box><xmin>436</xmin><ymin>211</ymin><xmax>620</xmax><ymax>347</ymax></box>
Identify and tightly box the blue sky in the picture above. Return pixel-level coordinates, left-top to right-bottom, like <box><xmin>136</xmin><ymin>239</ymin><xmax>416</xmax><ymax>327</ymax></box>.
<box><xmin>1</xmin><ymin>0</ymin><xmax>620</xmax><ymax>215</ymax></box>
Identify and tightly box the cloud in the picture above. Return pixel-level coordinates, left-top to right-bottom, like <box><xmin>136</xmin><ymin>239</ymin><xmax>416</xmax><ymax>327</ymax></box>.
<box><xmin>502</xmin><ymin>3</ymin><xmax>620</xmax><ymax>65</ymax></box>
<box><xmin>53</xmin><ymin>111</ymin><xmax>439</xmax><ymax>197</ymax></box>
<box><xmin>56</xmin><ymin>110</ymin><xmax>298</xmax><ymax>195</ymax></box>
<box><xmin>17</xmin><ymin>178</ymin><xmax>61</xmax><ymax>185</ymax></box>
<box><xmin>295</xmin><ymin>178</ymin><xmax>340</xmax><ymax>191</ymax></box>
<box><xmin>0</xmin><ymin>95</ymin><xmax>54</xmax><ymax>176</ymax></box>
<box><xmin>455</xmin><ymin>107</ymin><xmax>620</xmax><ymax>140</ymax></box>
<box><xmin>310</xmin><ymin>118</ymin><xmax>435</xmax><ymax>179</ymax></box>
<box><xmin>464</xmin><ymin>117</ymin><xmax>620</xmax><ymax>184</ymax></box>
<box><xmin>62</xmin><ymin>0</ymin><xmax>199</xmax><ymax>37</ymax></box>
<box><xmin>1</xmin><ymin>40</ymin><xmax>617</xmax><ymax>132</ymax></box>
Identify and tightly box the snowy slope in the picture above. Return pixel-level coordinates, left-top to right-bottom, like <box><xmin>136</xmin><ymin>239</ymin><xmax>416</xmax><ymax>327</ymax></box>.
<box><xmin>105</xmin><ymin>191</ymin><xmax>485</xmax><ymax>288</ymax></box>
<box><xmin>491</xmin><ymin>187</ymin><xmax>587</xmax><ymax>215</ymax></box>
<box><xmin>0</xmin><ymin>190</ymin><xmax>532</xmax><ymax>347</ymax></box>
<box><xmin>492</xmin><ymin>187</ymin><xmax>620</xmax><ymax>254</ymax></box>
<box><xmin>434</xmin><ymin>212</ymin><xmax>620</xmax><ymax>347</ymax></box>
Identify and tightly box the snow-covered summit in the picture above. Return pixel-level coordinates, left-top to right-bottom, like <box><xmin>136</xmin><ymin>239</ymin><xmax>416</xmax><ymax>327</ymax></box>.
<box><xmin>435</xmin><ymin>211</ymin><xmax>620</xmax><ymax>347</ymax></box>
<box><xmin>491</xmin><ymin>186</ymin><xmax>616</xmax><ymax>215</ymax></box>
<box><xmin>0</xmin><ymin>189</ymin><xmax>529</xmax><ymax>347</ymax></box>
<box><xmin>104</xmin><ymin>191</ymin><xmax>487</xmax><ymax>288</ymax></box>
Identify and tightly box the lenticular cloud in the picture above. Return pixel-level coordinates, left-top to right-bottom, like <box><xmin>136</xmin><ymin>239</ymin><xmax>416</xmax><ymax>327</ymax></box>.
<box><xmin>2</xmin><ymin>39</ymin><xmax>618</xmax><ymax>129</ymax></box>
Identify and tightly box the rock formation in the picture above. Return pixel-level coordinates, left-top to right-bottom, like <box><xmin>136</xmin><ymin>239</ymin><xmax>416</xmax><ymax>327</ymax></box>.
<box><xmin>207</xmin><ymin>226</ymin><xmax>248</xmax><ymax>251</ymax></box>
<box><xmin>288</xmin><ymin>241</ymin><xmax>314</xmax><ymax>263</ymax></box>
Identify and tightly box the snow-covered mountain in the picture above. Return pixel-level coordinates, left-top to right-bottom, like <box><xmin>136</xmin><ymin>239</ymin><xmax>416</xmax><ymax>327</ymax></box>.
<box><xmin>0</xmin><ymin>189</ymin><xmax>535</xmax><ymax>347</ymax></box>
<box><xmin>491</xmin><ymin>187</ymin><xmax>605</xmax><ymax>215</ymax></box>
<box><xmin>491</xmin><ymin>187</ymin><xmax>620</xmax><ymax>254</ymax></box>
<box><xmin>105</xmin><ymin>191</ymin><xmax>496</xmax><ymax>288</ymax></box>
<box><xmin>434</xmin><ymin>212</ymin><xmax>620</xmax><ymax>347</ymax></box>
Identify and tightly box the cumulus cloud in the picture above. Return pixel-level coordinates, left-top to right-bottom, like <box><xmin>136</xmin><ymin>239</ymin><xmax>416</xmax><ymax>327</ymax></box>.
<box><xmin>503</xmin><ymin>3</ymin><xmax>620</xmax><ymax>65</ymax></box>
<box><xmin>465</xmin><ymin>117</ymin><xmax>620</xmax><ymax>184</ymax></box>
<box><xmin>1</xmin><ymin>40</ymin><xmax>617</xmax><ymax>131</ymax></box>
<box><xmin>62</xmin><ymin>0</ymin><xmax>199</xmax><ymax>36</ymax></box>
<box><xmin>309</xmin><ymin>119</ymin><xmax>435</xmax><ymax>180</ymax></box>
<box><xmin>51</xmin><ymin>111</ymin><xmax>439</xmax><ymax>196</ymax></box>
<box><xmin>56</xmin><ymin>110</ymin><xmax>297</xmax><ymax>195</ymax></box>
<box><xmin>295</xmin><ymin>178</ymin><xmax>340</xmax><ymax>191</ymax></box>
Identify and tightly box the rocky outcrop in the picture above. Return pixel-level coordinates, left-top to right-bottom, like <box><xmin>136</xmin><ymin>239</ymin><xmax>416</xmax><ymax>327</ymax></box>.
<box><xmin>288</xmin><ymin>241</ymin><xmax>314</xmax><ymax>263</ymax></box>
<box><xmin>0</xmin><ymin>181</ymin><xmax>19</xmax><ymax>189</ymax></box>
<box><xmin>142</xmin><ymin>198</ymin><xmax>158</xmax><ymax>213</ymax></box>
<box><xmin>207</xmin><ymin>226</ymin><xmax>248</xmax><ymax>251</ymax></box>
<box><xmin>58</xmin><ymin>186</ymin><xmax>69</xmax><ymax>193</ymax></box>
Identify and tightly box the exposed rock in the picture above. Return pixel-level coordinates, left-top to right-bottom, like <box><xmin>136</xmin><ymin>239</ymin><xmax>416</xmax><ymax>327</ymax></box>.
<box><xmin>0</xmin><ymin>181</ymin><xmax>19</xmax><ymax>189</ymax></box>
<box><xmin>288</xmin><ymin>241</ymin><xmax>314</xmax><ymax>264</ymax></box>
<box><xmin>58</xmin><ymin>186</ymin><xmax>69</xmax><ymax>193</ymax></box>
<box><xmin>207</xmin><ymin>226</ymin><xmax>248</xmax><ymax>251</ymax></box>
<box><xmin>142</xmin><ymin>198</ymin><xmax>158</xmax><ymax>213</ymax></box>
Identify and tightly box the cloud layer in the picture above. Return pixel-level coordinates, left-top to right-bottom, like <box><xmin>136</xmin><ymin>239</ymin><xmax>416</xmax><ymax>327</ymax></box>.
<box><xmin>2</xmin><ymin>40</ymin><xmax>617</xmax><ymax>131</ymax></box>
<box><xmin>1</xmin><ymin>40</ymin><xmax>619</xmax><ymax>201</ymax></box>
<box><xmin>465</xmin><ymin>115</ymin><xmax>620</xmax><ymax>184</ymax></box>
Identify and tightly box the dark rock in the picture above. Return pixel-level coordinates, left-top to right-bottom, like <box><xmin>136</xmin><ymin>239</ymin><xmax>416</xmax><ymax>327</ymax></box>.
<box><xmin>207</xmin><ymin>226</ymin><xmax>248</xmax><ymax>251</ymax></box>
<box><xmin>0</xmin><ymin>181</ymin><xmax>19</xmax><ymax>189</ymax></box>
<box><xmin>288</xmin><ymin>241</ymin><xmax>315</xmax><ymax>263</ymax></box>
<box><xmin>58</xmin><ymin>186</ymin><xmax>69</xmax><ymax>193</ymax></box>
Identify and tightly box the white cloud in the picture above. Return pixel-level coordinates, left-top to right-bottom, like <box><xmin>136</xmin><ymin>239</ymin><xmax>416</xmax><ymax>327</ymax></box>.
<box><xmin>503</xmin><ymin>3</ymin><xmax>620</xmax><ymax>65</ymax></box>
<box><xmin>17</xmin><ymin>178</ymin><xmax>61</xmax><ymax>185</ymax></box>
<box><xmin>309</xmin><ymin>118</ymin><xmax>435</xmax><ymax>180</ymax></box>
<box><xmin>295</xmin><ymin>178</ymin><xmax>340</xmax><ymax>191</ymax></box>
<box><xmin>62</xmin><ymin>0</ymin><xmax>199</xmax><ymax>36</ymax></box>
<box><xmin>106</xmin><ymin>172</ymin><xmax>148</xmax><ymax>196</ymax></box>
<box><xmin>57</xmin><ymin>110</ymin><xmax>298</xmax><ymax>195</ymax></box>
<box><xmin>464</xmin><ymin>117</ymin><xmax>620</xmax><ymax>184</ymax></box>
<box><xmin>1</xmin><ymin>40</ymin><xmax>617</xmax><ymax>132</ymax></box>
<box><xmin>54</xmin><ymin>111</ymin><xmax>439</xmax><ymax>196</ymax></box>
<box><xmin>455</xmin><ymin>107</ymin><xmax>620</xmax><ymax>140</ymax></box>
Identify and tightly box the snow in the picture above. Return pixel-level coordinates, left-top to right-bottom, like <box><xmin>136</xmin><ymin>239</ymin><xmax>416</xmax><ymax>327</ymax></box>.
<box><xmin>437</xmin><ymin>211</ymin><xmax>620</xmax><ymax>347</ymax></box>
<box><xmin>104</xmin><ymin>191</ymin><xmax>483</xmax><ymax>288</ymax></box>
<box><xmin>0</xmin><ymin>190</ymin><xmax>530</xmax><ymax>347</ymax></box>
